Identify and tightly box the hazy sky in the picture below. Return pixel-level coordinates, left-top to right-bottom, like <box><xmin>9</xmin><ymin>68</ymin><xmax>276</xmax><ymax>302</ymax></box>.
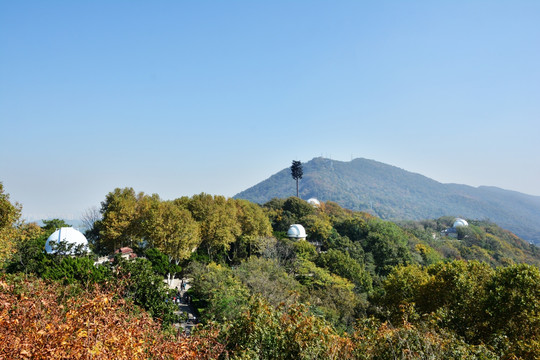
<box><xmin>1</xmin><ymin>1</ymin><xmax>539</xmax><ymax>221</ymax></box>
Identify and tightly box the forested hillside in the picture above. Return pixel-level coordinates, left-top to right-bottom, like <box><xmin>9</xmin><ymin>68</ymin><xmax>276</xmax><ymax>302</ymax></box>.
<box><xmin>1</xmin><ymin>182</ymin><xmax>539</xmax><ymax>359</ymax></box>
<box><xmin>234</xmin><ymin>157</ymin><xmax>540</xmax><ymax>245</ymax></box>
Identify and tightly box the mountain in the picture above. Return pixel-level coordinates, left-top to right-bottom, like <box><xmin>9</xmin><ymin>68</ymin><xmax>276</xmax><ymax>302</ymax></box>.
<box><xmin>234</xmin><ymin>157</ymin><xmax>540</xmax><ymax>245</ymax></box>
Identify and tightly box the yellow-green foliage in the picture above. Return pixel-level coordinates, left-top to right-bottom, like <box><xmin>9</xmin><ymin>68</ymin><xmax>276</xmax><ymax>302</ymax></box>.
<box><xmin>0</xmin><ymin>183</ymin><xmax>22</xmax><ymax>266</ymax></box>
<box><xmin>95</xmin><ymin>189</ymin><xmax>273</xmax><ymax>261</ymax></box>
<box><xmin>380</xmin><ymin>260</ymin><xmax>540</xmax><ymax>358</ymax></box>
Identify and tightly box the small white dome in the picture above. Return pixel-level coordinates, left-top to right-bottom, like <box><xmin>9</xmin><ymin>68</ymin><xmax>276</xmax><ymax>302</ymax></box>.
<box><xmin>45</xmin><ymin>227</ymin><xmax>89</xmax><ymax>254</ymax></box>
<box><xmin>287</xmin><ymin>224</ymin><xmax>307</xmax><ymax>239</ymax></box>
<box><xmin>453</xmin><ymin>218</ymin><xmax>469</xmax><ymax>228</ymax></box>
<box><xmin>307</xmin><ymin>198</ymin><xmax>321</xmax><ymax>207</ymax></box>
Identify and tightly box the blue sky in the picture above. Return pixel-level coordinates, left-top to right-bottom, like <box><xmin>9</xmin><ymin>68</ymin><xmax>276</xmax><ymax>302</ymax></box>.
<box><xmin>1</xmin><ymin>1</ymin><xmax>539</xmax><ymax>220</ymax></box>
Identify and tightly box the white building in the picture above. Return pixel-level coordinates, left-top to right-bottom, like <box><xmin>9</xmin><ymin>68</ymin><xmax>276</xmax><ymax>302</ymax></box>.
<box><xmin>440</xmin><ymin>218</ymin><xmax>469</xmax><ymax>239</ymax></box>
<box><xmin>453</xmin><ymin>218</ymin><xmax>469</xmax><ymax>228</ymax></box>
<box><xmin>287</xmin><ymin>224</ymin><xmax>307</xmax><ymax>240</ymax></box>
<box><xmin>45</xmin><ymin>227</ymin><xmax>89</xmax><ymax>254</ymax></box>
<box><xmin>307</xmin><ymin>198</ymin><xmax>321</xmax><ymax>207</ymax></box>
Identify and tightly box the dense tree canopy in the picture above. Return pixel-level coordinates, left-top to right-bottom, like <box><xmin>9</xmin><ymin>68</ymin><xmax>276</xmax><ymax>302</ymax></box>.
<box><xmin>379</xmin><ymin>261</ymin><xmax>540</xmax><ymax>358</ymax></box>
<box><xmin>98</xmin><ymin>187</ymin><xmax>143</xmax><ymax>252</ymax></box>
<box><xmin>1</xmin><ymin>182</ymin><xmax>539</xmax><ymax>359</ymax></box>
<box><xmin>143</xmin><ymin>200</ymin><xmax>201</xmax><ymax>263</ymax></box>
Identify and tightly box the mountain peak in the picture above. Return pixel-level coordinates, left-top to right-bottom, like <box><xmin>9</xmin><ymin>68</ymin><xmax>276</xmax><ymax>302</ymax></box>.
<box><xmin>234</xmin><ymin>157</ymin><xmax>540</xmax><ymax>245</ymax></box>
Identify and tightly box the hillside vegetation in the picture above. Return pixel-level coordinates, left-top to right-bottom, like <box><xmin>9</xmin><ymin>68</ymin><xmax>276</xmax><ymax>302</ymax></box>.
<box><xmin>234</xmin><ymin>157</ymin><xmax>540</xmax><ymax>245</ymax></box>
<box><xmin>1</xmin><ymin>182</ymin><xmax>539</xmax><ymax>359</ymax></box>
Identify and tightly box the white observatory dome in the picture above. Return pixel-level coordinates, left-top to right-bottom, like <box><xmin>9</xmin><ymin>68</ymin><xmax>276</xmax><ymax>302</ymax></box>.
<box><xmin>45</xmin><ymin>227</ymin><xmax>89</xmax><ymax>254</ymax></box>
<box><xmin>453</xmin><ymin>218</ymin><xmax>469</xmax><ymax>228</ymax></box>
<box><xmin>287</xmin><ymin>224</ymin><xmax>307</xmax><ymax>239</ymax></box>
<box><xmin>307</xmin><ymin>198</ymin><xmax>321</xmax><ymax>207</ymax></box>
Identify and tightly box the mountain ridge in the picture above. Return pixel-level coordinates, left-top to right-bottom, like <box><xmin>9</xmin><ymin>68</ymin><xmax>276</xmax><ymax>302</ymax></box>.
<box><xmin>234</xmin><ymin>157</ymin><xmax>540</xmax><ymax>245</ymax></box>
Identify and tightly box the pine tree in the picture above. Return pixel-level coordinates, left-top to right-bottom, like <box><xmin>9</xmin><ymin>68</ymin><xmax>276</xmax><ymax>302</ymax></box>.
<box><xmin>291</xmin><ymin>160</ymin><xmax>303</xmax><ymax>198</ymax></box>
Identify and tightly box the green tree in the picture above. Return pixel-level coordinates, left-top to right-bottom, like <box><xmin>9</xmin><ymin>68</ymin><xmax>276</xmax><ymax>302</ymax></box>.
<box><xmin>144</xmin><ymin>247</ymin><xmax>182</xmax><ymax>277</ymax></box>
<box><xmin>323</xmin><ymin>230</ymin><xmax>365</xmax><ymax>264</ymax></box>
<box><xmin>234</xmin><ymin>256</ymin><xmax>302</xmax><ymax>307</ymax></box>
<box><xmin>363</xmin><ymin>220</ymin><xmax>412</xmax><ymax>275</ymax></box>
<box><xmin>303</xmin><ymin>214</ymin><xmax>333</xmax><ymax>242</ymax></box>
<box><xmin>334</xmin><ymin>217</ymin><xmax>369</xmax><ymax>243</ymax></box>
<box><xmin>143</xmin><ymin>200</ymin><xmax>201</xmax><ymax>264</ymax></box>
<box><xmin>421</xmin><ymin>261</ymin><xmax>493</xmax><ymax>328</ymax></box>
<box><xmin>230</xmin><ymin>199</ymin><xmax>273</xmax><ymax>261</ymax></box>
<box><xmin>188</xmin><ymin>261</ymin><xmax>250</xmax><ymax>322</ymax></box>
<box><xmin>41</xmin><ymin>219</ymin><xmax>71</xmax><ymax>236</ymax></box>
<box><xmin>114</xmin><ymin>256</ymin><xmax>178</xmax><ymax>324</ymax></box>
<box><xmin>41</xmin><ymin>256</ymin><xmax>112</xmax><ymax>286</ymax></box>
<box><xmin>267</xmin><ymin>197</ymin><xmax>316</xmax><ymax>234</ymax></box>
<box><xmin>381</xmin><ymin>260</ymin><xmax>495</xmax><ymax>342</ymax></box>
<box><xmin>484</xmin><ymin>263</ymin><xmax>540</xmax><ymax>358</ymax></box>
<box><xmin>293</xmin><ymin>239</ymin><xmax>318</xmax><ymax>261</ymax></box>
<box><xmin>293</xmin><ymin>258</ymin><xmax>359</xmax><ymax>327</ymax></box>
<box><xmin>380</xmin><ymin>264</ymin><xmax>431</xmax><ymax>322</ymax></box>
<box><xmin>283</xmin><ymin>196</ymin><xmax>314</xmax><ymax>220</ymax></box>
<box><xmin>290</xmin><ymin>160</ymin><xmax>303</xmax><ymax>197</ymax></box>
<box><xmin>222</xmin><ymin>296</ymin><xmax>347</xmax><ymax>360</ymax></box>
<box><xmin>99</xmin><ymin>188</ymin><xmax>142</xmax><ymax>252</ymax></box>
<box><xmin>316</xmin><ymin>249</ymin><xmax>373</xmax><ymax>293</ymax></box>
<box><xmin>6</xmin><ymin>233</ymin><xmax>49</xmax><ymax>275</ymax></box>
<box><xmin>187</xmin><ymin>194</ymin><xmax>241</xmax><ymax>260</ymax></box>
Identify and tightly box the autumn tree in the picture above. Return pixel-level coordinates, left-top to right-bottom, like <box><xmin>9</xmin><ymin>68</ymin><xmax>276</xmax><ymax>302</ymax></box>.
<box><xmin>230</xmin><ymin>199</ymin><xmax>273</xmax><ymax>260</ymax></box>
<box><xmin>187</xmin><ymin>194</ymin><xmax>241</xmax><ymax>260</ymax></box>
<box><xmin>380</xmin><ymin>260</ymin><xmax>495</xmax><ymax>340</ymax></box>
<box><xmin>323</xmin><ymin>201</ymin><xmax>354</xmax><ymax>224</ymax></box>
<box><xmin>0</xmin><ymin>182</ymin><xmax>20</xmax><ymax>230</ymax></box>
<box><xmin>379</xmin><ymin>264</ymin><xmax>432</xmax><ymax>323</ymax></box>
<box><xmin>483</xmin><ymin>263</ymin><xmax>540</xmax><ymax>358</ymax></box>
<box><xmin>0</xmin><ymin>274</ymin><xmax>225</xmax><ymax>359</ymax></box>
<box><xmin>302</xmin><ymin>213</ymin><xmax>333</xmax><ymax>242</ymax></box>
<box><xmin>234</xmin><ymin>199</ymin><xmax>272</xmax><ymax>240</ymax></box>
<box><xmin>142</xmin><ymin>200</ymin><xmax>201</xmax><ymax>281</ymax></box>
<box><xmin>350</xmin><ymin>317</ymin><xmax>497</xmax><ymax>360</ymax></box>
<box><xmin>0</xmin><ymin>182</ymin><xmax>22</xmax><ymax>265</ymax></box>
<box><xmin>222</xmin><ymin>296</ymin><xmax>351</xmax><ymax>360</ymax></box>
<box><xmin>98</xmin><ymin>188</ymin><xmax>145</xmax><ymax>252</ymax></box>
<box><xmin>291</xmin><ymin>160</ymin><xmax>303</xmax><ymax>197</ymax></box>
<box><xmin>379</xmin><ymin>260</ymin><xmax>540</xmax><ymax>358</ymax></box>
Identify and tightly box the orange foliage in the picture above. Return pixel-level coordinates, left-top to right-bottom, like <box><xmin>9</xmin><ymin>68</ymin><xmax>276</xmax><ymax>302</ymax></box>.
<box><xmin>0</xmin><ymin>275</ymin><xmax>224</xmax><ymax>359</ymax></box>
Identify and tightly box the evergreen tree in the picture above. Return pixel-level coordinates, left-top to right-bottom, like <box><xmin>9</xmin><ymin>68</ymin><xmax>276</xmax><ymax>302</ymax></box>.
<box><xmin>290</xmin><ymin>160</ymin><xmax>303</xmax><ymax>197</ymax></box>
